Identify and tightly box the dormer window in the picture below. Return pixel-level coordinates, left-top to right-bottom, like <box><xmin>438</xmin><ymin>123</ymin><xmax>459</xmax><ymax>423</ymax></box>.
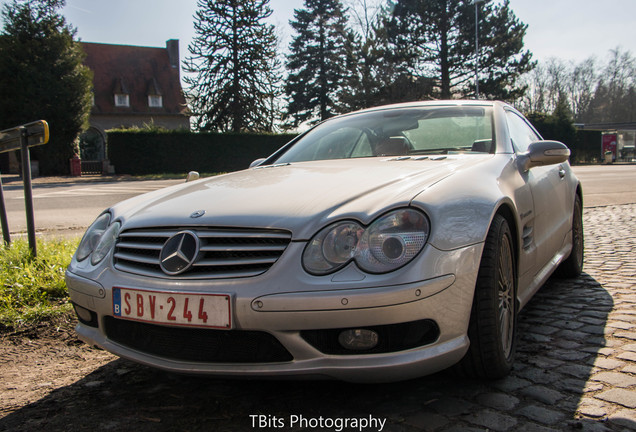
<box><xmin>147</xmin><ymin>78</ymin><xmax>163</xmax><ymax>108</ymax></box>
<box><xmin>148</xmin><ymin>94</ymin><xmax>163</xmax><ymax>108</ymax></box>
<box><xmin>113</xmin><ymin>77</ymin><xmax>129</xmax><ymax>107</ymax></box>
<box><xmin>115</xmin><ymin>93</ymin><xmax>129</xmax><ymax>107</ymax></box>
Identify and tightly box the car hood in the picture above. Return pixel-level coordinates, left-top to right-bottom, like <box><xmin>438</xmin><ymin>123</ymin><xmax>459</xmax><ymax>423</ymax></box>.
<box><xmin>113</xmin><ymin>156</ymin><xmax>490</xmax><ymax>240</ymax></box>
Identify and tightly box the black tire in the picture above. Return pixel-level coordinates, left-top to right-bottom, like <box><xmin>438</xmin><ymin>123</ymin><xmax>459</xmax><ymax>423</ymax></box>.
<box><xmin>555</xmin><ymin>194</ymin><xmax>584</xmax><ymax>278</ymax></box>
<box><xmin>455</xmin><ymin>214</ymin><xmax>517</xmax><ymax>379</ymax></box>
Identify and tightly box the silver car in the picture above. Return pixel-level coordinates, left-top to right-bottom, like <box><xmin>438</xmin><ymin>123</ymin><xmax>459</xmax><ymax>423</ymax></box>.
<box><xmin>66</xmin><ymin>100</ymin><xmax>583</xmax><ymax>382</ymax></box>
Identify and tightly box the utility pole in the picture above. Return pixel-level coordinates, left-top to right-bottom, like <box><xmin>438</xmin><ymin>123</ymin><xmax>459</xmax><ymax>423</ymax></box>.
<box><xmin>473</xmin><ymin>0</ymin><xmax>486</xmax><ymax>99</ymax></box>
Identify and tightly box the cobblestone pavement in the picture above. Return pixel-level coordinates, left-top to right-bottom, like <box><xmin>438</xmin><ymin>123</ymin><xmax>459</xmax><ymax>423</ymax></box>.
<box><xmin>0</xmin><ymin>204</ymin><xmax>635</xmax><ymax>432</ymax></box>
<box><xmin>388</xmin><ymin>203</ymin><xmax>636</xmax><ymax>431</ymax></box>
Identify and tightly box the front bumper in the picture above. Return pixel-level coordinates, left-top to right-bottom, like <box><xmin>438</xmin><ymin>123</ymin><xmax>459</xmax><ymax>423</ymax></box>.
<box><xmin>66</xmin><ymin>242</ymin><xmax>482</xmax><ymax>383</ymax></box>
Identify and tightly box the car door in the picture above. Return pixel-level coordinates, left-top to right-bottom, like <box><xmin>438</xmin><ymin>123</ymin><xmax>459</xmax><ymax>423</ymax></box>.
<box><xmin>505</xmin><ymin>110</ymin><xmax>570</xmax><ymax>274</ymax></box>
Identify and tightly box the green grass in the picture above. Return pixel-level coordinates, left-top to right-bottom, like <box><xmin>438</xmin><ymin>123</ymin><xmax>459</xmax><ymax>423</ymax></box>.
<box><xmin>0</xmin><ymin>238</ymin><xmax>79</xmax><ymax>330</ymax></box>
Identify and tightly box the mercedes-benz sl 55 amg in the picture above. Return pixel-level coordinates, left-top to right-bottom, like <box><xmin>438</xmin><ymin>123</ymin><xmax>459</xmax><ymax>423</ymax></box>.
<box><xmin>66</xmin><ymin>100</ymin><xmax>583</xmax><ymax>382</ymax></box>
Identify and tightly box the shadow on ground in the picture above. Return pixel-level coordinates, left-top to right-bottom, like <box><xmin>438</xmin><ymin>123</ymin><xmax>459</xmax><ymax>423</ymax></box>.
<box><xmin>1</xmin><ymin>272</ymin><xmax>630</xmax><ymax>432</ymax></box>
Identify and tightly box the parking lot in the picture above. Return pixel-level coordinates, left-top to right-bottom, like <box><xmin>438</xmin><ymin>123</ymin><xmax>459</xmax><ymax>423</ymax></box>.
<box><xmin>1</xmin><ymin>171</ymin><xmax>635</xmax><ymax>431</ymax></box>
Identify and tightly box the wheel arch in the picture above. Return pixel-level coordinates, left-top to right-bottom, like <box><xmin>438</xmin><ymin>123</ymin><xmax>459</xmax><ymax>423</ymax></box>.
<box><xmin>576</xmin><ymin>182</ymin><xmax>583</xmax><ymax>208</ymax></box>
<box><xmin>492</xmin><ymin>201</ymin><xmax>520</xmax><ymax>275</ymax></box>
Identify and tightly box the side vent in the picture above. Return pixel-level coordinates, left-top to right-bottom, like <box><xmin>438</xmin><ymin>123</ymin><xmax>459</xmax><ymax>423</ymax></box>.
<box><xmin>522</xmin><ymin>224</ymin><xmax>533</xmax><ymax>250</ymax></box>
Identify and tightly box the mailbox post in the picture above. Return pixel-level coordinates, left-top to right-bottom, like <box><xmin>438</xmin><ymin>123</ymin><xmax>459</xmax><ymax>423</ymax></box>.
<box><xmin>0</xmin><ymin>120</ymin><xmax>49</xmax><ymax>256</ymax></box>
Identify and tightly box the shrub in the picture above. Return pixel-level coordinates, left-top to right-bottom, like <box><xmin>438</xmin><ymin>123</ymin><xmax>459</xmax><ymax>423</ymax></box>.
<box><xmin>107</xmin><ymin>130</ymin><xmax>297</xmax><ymax>175</ymax></box>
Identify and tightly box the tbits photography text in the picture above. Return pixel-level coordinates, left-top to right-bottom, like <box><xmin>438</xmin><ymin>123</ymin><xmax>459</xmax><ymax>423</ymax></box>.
<box><xmin>249</xmin><ymin>414</ymin><xmax>387</xmax><ymax>431</ymax></box>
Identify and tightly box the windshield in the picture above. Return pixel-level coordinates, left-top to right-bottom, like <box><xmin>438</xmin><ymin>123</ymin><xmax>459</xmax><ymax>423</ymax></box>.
<box><xmin>274</xmin><ymin>105</ymin><xmax>494</xmax><ymax>163</ymax></box>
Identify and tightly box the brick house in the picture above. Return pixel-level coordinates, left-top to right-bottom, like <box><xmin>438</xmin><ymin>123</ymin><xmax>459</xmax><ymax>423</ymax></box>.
<box><xmin>79</xmin><ymin>40</ymin><xmax>190</xmax><ymax>168</ymax></box>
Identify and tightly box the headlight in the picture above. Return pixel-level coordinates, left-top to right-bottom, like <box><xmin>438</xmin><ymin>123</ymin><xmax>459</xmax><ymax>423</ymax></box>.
<box><xmin>358</xmin><ymin>210</ymin><xmax>429</xmax><ymax>273</ymax></box>
<box><xmin>303</xmin><ymin>209</ymin><xmax>429</xmax><ymax>275</ymax></box>
<box><xmin>76</xmin><ymin>212</ymin><xmax>121</xmax><ymax>265</ymax></box>
<box><xmin>76</xmin><ymin>213</ymin><xmax>111</xmax><ymax>261</ymax></box>
<box><xmin>91</xmin><ymin>221</ymin><xmax>121</xmax><ymax>265</ymax></box>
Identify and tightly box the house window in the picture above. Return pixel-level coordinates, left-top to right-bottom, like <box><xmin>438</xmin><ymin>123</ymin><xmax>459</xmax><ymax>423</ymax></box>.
<box><xmin>115</xmin><ymin>93</ymin><xmax>129</xmax><ymax>107</ymax></box>
<box><xmin>148</xmin><ymin>95</ymin><xmax>163</xmax><ymax>108</ymax></box>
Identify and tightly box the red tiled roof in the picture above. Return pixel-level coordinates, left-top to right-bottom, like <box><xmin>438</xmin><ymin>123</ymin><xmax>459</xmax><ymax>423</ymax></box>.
<box><xmin>81</xmin><ymin>41</ymin><xmax>188</xmax><ymax>116</ymax></box>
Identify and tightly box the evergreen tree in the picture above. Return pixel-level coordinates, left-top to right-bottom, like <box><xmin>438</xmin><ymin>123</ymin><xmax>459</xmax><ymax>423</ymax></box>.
<box><xmin>385</xmin><ymin>0</ymin><xmax>534</xmax><ymax>100</ymax></box>
<box><xmin>0</xmin><ymin>0</ymin><xmax>92</xmax><ymax>175</ymax></box>
<box><xmin>526</xmin><ymin>94</ymin><xmax>575</xmax><ymax>147</ymax></box>
<box><xmin>341</xmin><ymin>9</ymin><xmax>434</xmax><ymax>110</ymax></box>
<box><xmin>285</xmin><ymin>0</ymin><xmax>353</xmax><ymax>126</ymax></box>
<box><xmin>184</xmin><ymin>0</ymin><xmax>281</xmax><ymax>132</ymax></box>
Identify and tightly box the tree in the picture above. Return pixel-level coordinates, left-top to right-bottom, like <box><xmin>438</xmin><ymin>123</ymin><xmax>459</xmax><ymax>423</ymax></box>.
<box><xmin>184</xmin><ymin>0</ymin><xmax>281</xmax><ymax>132</ymax></box>
<box><xmin>583</xmin><ymin>48</ymin><xmax>636</xmax><ymax>123</ymax></box>
<box><xmin>338</xmin><ymin>0</ymin><xmax>380</xmax><ymax>110</ymax></box>
<box><xmin>343</xmin><ymin>8</ymin><xmax>440</xmax><ymax>110</ymax></box>
<box><xmin>0</xmin><ymin>0</ymin><xmax>92</xmax><ymax>175</ymax></box>
<box><xmin>517</xmin><ymin>63</ymin><xmax>549</xmax><ymax>114</ymax></box>
<box><xmin>526</xmin><ymin>94</ymin><xmax>576</xmax><ymax>147</ymax></box>
<box><xmin>285</xmin><ymin>0</ymin><xmax>353</xmax><ymax>126</ymax></box>
<box><xmin>518</xmin><ymin>48</ymin><xmax>636</xmax><ymax>123</ymax></box>
<box><xmin>518</xmin><ymin>59</ymin><xmax>575</xmax><ymax>115</ymax></box>
<box><xmin>567</xmin><ymin>57</ymin><xmax>597</xmax><ymax>121</ymax></box>
<box><xmin>384</xmin><ymin>0</ymin><xmax>534</xmax><ymax>100</ymax></box>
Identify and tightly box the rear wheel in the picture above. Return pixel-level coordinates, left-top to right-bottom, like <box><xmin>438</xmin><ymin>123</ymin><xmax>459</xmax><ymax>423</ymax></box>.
<box><xmin>555</xmin><ymin>194</ymin><xmax>584</xmax><ymax>278</ymax></box>
<box><xmin>455</xmin><ymin>214</ymin><xmax>517</xmax><ymax>379</ymax></box>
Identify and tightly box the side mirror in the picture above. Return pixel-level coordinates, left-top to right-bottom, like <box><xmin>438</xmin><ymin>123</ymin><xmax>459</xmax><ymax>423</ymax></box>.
<box><xmin>250</xmin><ymin>158</ymin><xmax>266</xmax><ymax>168</ymax></box>
<box><xmin>519</xmin><ymin>140</ymin><xmax>570</xmax><ymax>171</ymax></box>
<box><xmin>185</xmin><ymin>171</ymin><xmax>200</xmax><ymax>182</ymax></box>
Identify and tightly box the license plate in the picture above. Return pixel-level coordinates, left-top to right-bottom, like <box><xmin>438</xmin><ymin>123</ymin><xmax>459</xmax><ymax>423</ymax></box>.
<box><xmin>112</xmin><ymin>287</ymin><xmax>231</xmax><ymax>329</ymax></box>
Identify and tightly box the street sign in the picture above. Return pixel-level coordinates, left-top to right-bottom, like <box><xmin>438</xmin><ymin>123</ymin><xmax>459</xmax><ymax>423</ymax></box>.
<box><xmin>0</xmin><ymin>120</ymin><xmax>49</xmax><ymax>256</ymax></box>
<box><xmin>0</xmin><ymin>120</ymin><xmax>49</xmax><ymax>153</ymax></box>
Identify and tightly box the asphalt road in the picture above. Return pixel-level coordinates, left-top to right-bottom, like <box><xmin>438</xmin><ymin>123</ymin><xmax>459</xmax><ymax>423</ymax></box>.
<box><xmin>1</xmin><ymin>177</ymin><xmax>182</xmax><ymax>237</ymax></box>
<box><xmin>572</xmin><ymin>165</ymin><xmax>636</xmax><ymax>207</ymax></box>
<box><xmin>0</xmin><ymin>164</ymin><xmax>634</xmax><ymax>238</ymax></box>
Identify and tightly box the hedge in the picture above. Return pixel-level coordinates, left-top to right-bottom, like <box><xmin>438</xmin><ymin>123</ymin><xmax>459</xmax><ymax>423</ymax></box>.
<box><xmin>571</xmin><ymin>130</ymin><xmax>602</xmax><ymax>164</ymax></box>
<box><xmin>526</xmin><ymin>113</ymin><xmax>601</xmax><ymax>164</ymax></box>
<box><xmin>535</xmin><ymin>128</ymin><xmax>602</xmax><ymax>165</ymax></box>
<box><xmin>107</xmin><ymin>126</ymin><xmax>602</xmax><ymax>176</ymax></box>
<box><xmin>107</xmin><ymin>130</ymin><xmax>297</xmax><ymax>175</ymax></box>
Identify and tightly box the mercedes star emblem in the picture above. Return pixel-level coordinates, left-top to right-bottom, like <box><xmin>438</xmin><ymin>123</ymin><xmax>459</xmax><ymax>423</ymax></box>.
<box><xmin>159</xmin><ymin>231</ymin><xmax>200</xmax><ymax>275</ymax></box>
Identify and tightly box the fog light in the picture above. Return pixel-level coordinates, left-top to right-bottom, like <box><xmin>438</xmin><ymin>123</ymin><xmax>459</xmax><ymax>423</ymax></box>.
<box><xmin>72</xmin><ymin>303</ymin><xmax>97</xmax><ymax>326</ymax></box>
<box><xmin>338</xmin><ymin>329</ymin><xmax>379</xmax><ymax>350</ymax></box>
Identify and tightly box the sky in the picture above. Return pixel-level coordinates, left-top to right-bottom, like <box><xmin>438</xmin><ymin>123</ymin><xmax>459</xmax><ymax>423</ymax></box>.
<box><xmin>2</xmin><ymin>0</ymin><xmax>635</xmax><ymax>72</ymax></box>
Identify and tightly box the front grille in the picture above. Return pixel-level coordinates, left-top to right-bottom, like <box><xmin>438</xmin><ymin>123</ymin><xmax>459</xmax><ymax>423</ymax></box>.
<box><xmin>104</xmin><ymin>317</ymin><xmax>293</xmax><ymax>363</ymax></box>
<box><xmin>114</xmin><ymin>227</ymin><xmax>292</xmax><ymax>279</ymax></box>
<box><xmin>301</xmin><ymin>320</ymin><xmax>440</xmax><ymax>355</ymax></box>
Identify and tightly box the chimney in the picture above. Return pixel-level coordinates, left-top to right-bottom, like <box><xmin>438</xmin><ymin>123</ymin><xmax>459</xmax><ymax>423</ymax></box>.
<box><xmin>166</xmin><ymin>39</ymin><xmax>179</xmax><ymax>70</ymax></box>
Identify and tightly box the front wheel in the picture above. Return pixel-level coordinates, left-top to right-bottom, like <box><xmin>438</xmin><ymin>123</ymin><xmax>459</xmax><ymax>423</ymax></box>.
<box><xmin>455</xmin><ymin>214</ymin><xmax>517</xmax><ymax>379</ymax></box>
